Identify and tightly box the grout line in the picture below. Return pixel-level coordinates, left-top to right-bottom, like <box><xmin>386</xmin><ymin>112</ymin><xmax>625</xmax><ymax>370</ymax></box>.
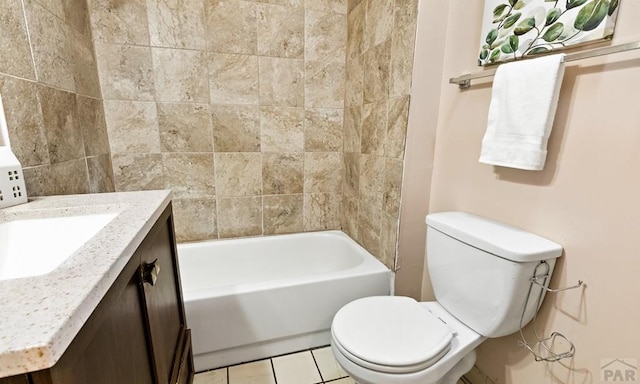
<box><xmin>270</xmin><ymin>357</ymin><xmax>278</xmax><ymax>384</ymax></box>
<box><xmin>310</xmin><ymin>347</ymin><xmax>325</xmax><ymax>383</ymax></box>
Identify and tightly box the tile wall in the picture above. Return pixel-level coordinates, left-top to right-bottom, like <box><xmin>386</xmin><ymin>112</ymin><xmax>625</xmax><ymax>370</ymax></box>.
<box><xmin>89</xmin><ymin>0</ymin><xmax>347</xmax><ymax>242</ymax></box>
<box><xmin>341</xmin><ymin>0</ymin><xmax>418</xmax><ymax>269</ymax></box>
<box><xmin>0</xmin><ymin>0</ymin><xmax>114</xmax><ymax>195</ymax></box>
<box><xmin>2</xmin><ymin>0</ymin><xmax>419</xmax><ymax>270</ymax></box>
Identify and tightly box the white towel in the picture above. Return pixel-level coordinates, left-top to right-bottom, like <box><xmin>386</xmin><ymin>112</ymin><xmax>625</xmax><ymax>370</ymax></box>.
<box><xmin>479</xmin><ymin>54</ymin><xmax>566</xmax><ymax>171</ymax></box>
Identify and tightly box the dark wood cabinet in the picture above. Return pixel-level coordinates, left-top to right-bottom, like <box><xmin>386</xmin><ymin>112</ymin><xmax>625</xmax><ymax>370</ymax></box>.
<box><xmin>1</xmin><ymin>204</ymin><xmax>193</xmax><ymax>384</ymax></box>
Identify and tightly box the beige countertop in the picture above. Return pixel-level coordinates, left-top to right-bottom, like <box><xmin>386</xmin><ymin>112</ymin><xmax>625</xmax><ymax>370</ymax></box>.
<box><xmin>0</xmin><ymin>191</ymin><xmax>172</xmax><ymax>378</ymax></box>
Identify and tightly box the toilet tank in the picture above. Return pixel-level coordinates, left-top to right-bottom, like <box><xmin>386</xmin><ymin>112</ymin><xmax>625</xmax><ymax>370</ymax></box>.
<box><xmin>426</xmin><ymin>212</ymin><xmax>563</xmax><ymax>338</ymax></box>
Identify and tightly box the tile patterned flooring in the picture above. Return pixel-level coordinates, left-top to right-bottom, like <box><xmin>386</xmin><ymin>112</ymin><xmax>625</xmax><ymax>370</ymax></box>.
<box><xmin>193</xmin><ymin>345</ymin><xmax>469</xmax><ymax>384</ymax></box>
<box><xmin>193</xmin><ymin>347</ymin><xmax>355</xmax><ymax>384</ymax></box>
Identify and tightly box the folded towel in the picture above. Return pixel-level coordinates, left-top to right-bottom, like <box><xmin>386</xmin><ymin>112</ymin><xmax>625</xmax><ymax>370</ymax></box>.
<box><xmin>479</xmin><ymin>54</ymin><xmax>566</xmax><ymax>171</ymax></box>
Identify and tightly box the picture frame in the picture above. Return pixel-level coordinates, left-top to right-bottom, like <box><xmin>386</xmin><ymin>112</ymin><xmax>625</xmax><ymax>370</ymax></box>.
<box><xmin>478</xmin><ymin>0</ymin><xmax>621</xmax><ymax>66</ymax></box>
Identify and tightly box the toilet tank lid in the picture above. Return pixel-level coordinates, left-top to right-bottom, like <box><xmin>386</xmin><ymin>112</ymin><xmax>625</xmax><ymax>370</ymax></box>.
<box><xmin>426</xmin><ymin>212</ymin><xmax>563</xmax><ymax>263</ymax></box>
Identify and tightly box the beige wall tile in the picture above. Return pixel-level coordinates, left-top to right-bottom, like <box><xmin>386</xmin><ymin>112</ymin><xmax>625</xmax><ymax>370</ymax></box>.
<box><xmin>379</xmin><ymin>213</ymin><xmax>397</xmax><ymax>269</ymax></box>
<box><xmin>304</xmin><ymin>192</ymin><xmax>340</xmax><ymax>231</ymax></box>
<box><xmin>0</xmin><ymin>76</ymin><xmax>49</xmax><ymax>167</ymax></box>
<box><xmin>159</xmin><ymin>103</ymin><xmax>213</xmax><ymax>152</ymax></box>
<box><xmin>256</xmin><ymin>0</ymin><xmax>302</xmax><ymax>7</ymax></box>
<box><xmin>64</xmin><ymin>0</ymin><xmax>91</xmax><ymax>36</ymax></box>
<box><xmin>343</xmin><ymin>106</ymin><xmax>361</xmax><ymax>153</ymax></box>
<box><xmin>0</xmin><ymin>0</ymin><xmax>36</xmax><ymax>79</ymax></box>
<box><xmin>212</xmin><ymin>105</ymin><xmax>260</xmax><ymax>152</ymax></box>
<box><xmin>50</xmin><ymin>159</ymin><xmax>90</xmax><ymax>195</ymax></box>
<box><xmin>70</xmin><ymin>30</ymin><xmax>101</xmax><ymax>98</ymax></box>
<box><xmin>257</xmin><ymin>3</ymin><xmax>304</xmax><ymax>58</ymax></box>
<box><xmin>305</xmin><ymin>0</ymin><xmax>347</xmax><ymax>14</ymax></box>
<box><xmin>346</xmin><ymin>1</ymin><xmax>364</xmax><ymax>61</ymax></box>
<box><xmin>382</xmin><ymin>158</ymin><xmax>402</xmax><ymax>217</ymax></box>
<box><xmin>34</xmin><ymin>0</ymin><xmax>64</xmax><ymax>19</ymax></box>
<box><xmin>104</xmin><ymin>100</ymin><xmax>160</xmax><ymax>154</ymax></box>
<box><xmin>259</xmin><ymin>57</ymin><xmax>304</xmax><ymax>107</ymax></box>
<box><xmin>22</xmin><ymin>164</ymin><xmax>54</xmax><ymax>196</ymax></box>
<box><xmin>26</xmin><ymin>1</ymin><xmax>75</xmax><ymax>91</ymax></box>
<box><xmin>385</xmin><ymin>96</ymin><xmax>409</xmax><ymax>159</ymax></box>
<box><xmin>363</xmin><ymin>0</ymin><xmax>393</xmax><ymax>51</ymax></box>
<box><xmin>87</xmin><ymin>154</ymin><xmax>115</xmax><ymax>193</ymax></box>
<box><xmin>304</xmin><ymin>61</ymin><xmax>345</xmax><ymax>108</ymax></box>
<box><xmin>359</xmin><ymin>153</ymin><xmax>383</xmax><ymax>198</ymax></box>
<box><xmin>304</xmin><ymin>152</ymin><xmax>342</xmax><ymax>193</ymax></box>
<box><xmin>264</xmin><ymin>194</ymin><xmax>303</xmax><ymax>235</ymax></box>
<box><xmin>205</xmin><ymin>0</ymin><xmax>257</xmax><ymax>55</ymax></box>
<box><xmin>209</xmin><ymin>53</ymin><xmax>259</xmax><ymax>105</ymax></box>
<box><xmin>361</xmin><ymin>101</ymin><xmax>387</xmax><ymax>155</ymax></box>
<box><xmin>96</xmin><ymin>43</ymin><xmax>155</xmax><ymax>101</ymax></box>
<box><xmin>347</xmin><ymin>0</ymin><xmax>362</xmax><ymax>13</ymax></box>
<box><xmin>163</xmin><ymin>153</ymin><xmax>215</xmax><ymax>198</ymax></box>
<box><xmin>341</xmin><ymin>192</ymin><xmax>358</xmax><ymax>240</ymax></box>
<box><xmin>260</xmin><ymin>106</ymin><xmax>304</xmax><ymax>152</ymax></box>
<box><xmin>390</xmin><ymin>23</ymin><xmax>417</xmax><ymax>98</ymax></box>
<box><xmin>215</xmin><ymin>152</ymin><xmax>262</xmax><ymax>197</ymax></box>
<box><xmin>357</xmin><ymin>200</ymin><xmax>380</xmax><ymax>257</ymax></box>
<box><xmin>263</xmin><ymin>153</ymin><xmax>303</xmax><ymax>195</ymax></box>
<box><xmin>394</xmin><ymin>0</ymin><xmax>418</xmax><ymax>31</ymax></box>
<box><xmin>152</xmin><ymin>48</ymin><xmax>209</xmax><ymax>103</ymax></box>
<box><xmin>147</xmin><ymin>0</ymin><xmax>206</xmax><ymax>49</ymax></box>
<box><xmin>305</xmin><ymin>10</ymin><xmax>346</xmax><ymax>63</ymax></box>
<box><xmin>305</xmin><ymin>108</ymin><xmax>343</xmax><ymax>152</ymax></box>
<box><xmin>77</xmin><ymin>95</ymin><xmax>110</xmax><ymax>156</ymax></box>
<box><xmin>89</xmin><ymin>0</ymin><xmax>150</xmax><ymax>45</ymax></box>
<box><xmin>112</xmin><ymin>153</ymin><xmax>164</xmax><ymax>191</ymax></box>
<box><xmin>345</xmin><ymin>54</ymin><xmax>363</xmax><ymax>108</ymax></box>
<box><xmin>343</xmin><ymin>152</ymin><xmax>359</xmax><ymax>196</ymax></box>
<box><xmin>217</xmin><ymin>196</ymin><xmax>262</xmax><ymax>238</ymax></box>
<box><xmin>172</xmin><ymin>198</ymin><xmax>217</xmax><ymax>242</ymax></box>
<box><xmin>38</xmin><ymin>86</ymin><xmax>84</xmax><ymax>163</ymax></box>
<box><xmin>363</xmin><ymin>40</ymin><xmax>390</xmax><ymax>104</ymax></box>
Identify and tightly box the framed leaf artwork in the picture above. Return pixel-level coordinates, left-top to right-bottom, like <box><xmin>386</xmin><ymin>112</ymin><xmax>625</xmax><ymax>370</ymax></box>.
<box><xmin>478</xmin><ymin>0</ymin><xmax>621</xmax><ymax>65</ymax></box>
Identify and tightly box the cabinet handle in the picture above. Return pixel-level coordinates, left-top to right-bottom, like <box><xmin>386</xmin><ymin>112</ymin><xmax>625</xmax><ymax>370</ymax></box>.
<box><xmin>142</xmin><ymin>259</ymin><xmax>161</xmax><ymax>286</ymax></box>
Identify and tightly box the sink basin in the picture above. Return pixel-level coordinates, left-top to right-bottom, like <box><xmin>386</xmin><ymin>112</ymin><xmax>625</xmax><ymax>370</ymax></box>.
<box><xmin>0</xmin><ymin>212</ymin><xmax>118</xmax><ymax>280</ymax></box>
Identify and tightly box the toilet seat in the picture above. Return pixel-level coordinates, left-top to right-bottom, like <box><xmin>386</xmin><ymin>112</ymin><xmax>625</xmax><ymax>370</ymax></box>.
<box><xmin>331</xmin><ymin>296</ymin><xmax>453</xmax><ymax>374</ymax></box>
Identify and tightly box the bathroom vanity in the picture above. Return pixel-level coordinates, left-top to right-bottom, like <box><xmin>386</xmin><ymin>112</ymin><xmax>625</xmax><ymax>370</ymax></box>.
<box><xmin>0</xmin><ymin>191</ymin><xmax>193</xmax><ymax>384</ymax></box>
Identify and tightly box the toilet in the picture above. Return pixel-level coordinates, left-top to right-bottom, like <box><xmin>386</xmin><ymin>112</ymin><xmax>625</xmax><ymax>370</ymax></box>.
<box><xmin>331</xmin><ymin>211</ymin><xmax>563</xmax><ymax>384</ymax></box>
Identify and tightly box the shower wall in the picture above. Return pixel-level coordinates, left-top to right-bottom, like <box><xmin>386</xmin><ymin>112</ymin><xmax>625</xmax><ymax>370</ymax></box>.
<box><xmin>342</xmin><ymin>0</ymin><xmax>418</xmax><ymax>269</ymax></box>
<box><xmin>0</xmin><ymin>0</ymin><xmax>114</xmax><ymax>195</ymax></box>
<box><xmin>89</xmin><ymin>0</ymin><xmax>347</xmax><ymax>241</ymax></box>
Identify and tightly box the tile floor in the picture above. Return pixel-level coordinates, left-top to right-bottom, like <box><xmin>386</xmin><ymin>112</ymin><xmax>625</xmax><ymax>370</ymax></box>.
<box><xmin>193</xmin><ymin>346</ymin><xmax>469</xmax><ymax>384</ymax></box>
<box><xmin>193</xmin><ymin>347</ymin><xmax>354</xmax><ymax>384</ymax></box>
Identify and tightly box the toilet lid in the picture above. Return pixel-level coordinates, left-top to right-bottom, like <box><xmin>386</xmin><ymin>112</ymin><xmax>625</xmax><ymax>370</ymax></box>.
<box><xmin>332</xmin><ymin>296</ymin><xmax>453</xmax><ymax>372</ymax></box>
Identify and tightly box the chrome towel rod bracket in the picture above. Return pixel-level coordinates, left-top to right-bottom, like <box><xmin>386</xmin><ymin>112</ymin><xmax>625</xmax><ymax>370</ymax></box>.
<box><xmin>449</xmin><ymin>40</ymin><xmax>640</xmax><ymax>89</ymax></box>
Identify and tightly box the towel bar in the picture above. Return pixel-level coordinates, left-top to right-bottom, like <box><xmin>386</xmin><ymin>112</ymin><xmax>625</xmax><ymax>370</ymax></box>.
<box><xmin>450</xmin><ymin>40</ymin><xmax>640</xmax><ymax>89</ymax></box>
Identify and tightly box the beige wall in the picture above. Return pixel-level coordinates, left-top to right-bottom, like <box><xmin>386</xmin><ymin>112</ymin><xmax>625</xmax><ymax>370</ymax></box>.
<box><xmin>395</xmin><ymin>0</ymin><xmax>448</xmax><ymax>299</ymax></box>
<box><xmin>0</xmin><ymin>0</ymin><xmax>114</xmax><ymax>196</ymax></box>
<box><xmin>420</xmin><ymin>0</ymin><xmax>640</xmax><ymax>382</ymax></box>
<box><xmin>342</xmin><ymin>0</ymin><xmax>418</xmax><ymax>269</ymax></box>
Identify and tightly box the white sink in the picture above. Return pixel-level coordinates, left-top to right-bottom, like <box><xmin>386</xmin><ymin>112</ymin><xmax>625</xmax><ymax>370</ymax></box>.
<box><xmin>0</xmin><ymin>213</ymin><xmax>118</xmax><ymax>280</ymax></box>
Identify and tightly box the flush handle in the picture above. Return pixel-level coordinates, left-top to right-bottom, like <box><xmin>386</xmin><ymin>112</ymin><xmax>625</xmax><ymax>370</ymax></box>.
<box><xmin>142</xmin><ymin>259</ymin><xmax>160</xmax><ymax>286</ymax></box>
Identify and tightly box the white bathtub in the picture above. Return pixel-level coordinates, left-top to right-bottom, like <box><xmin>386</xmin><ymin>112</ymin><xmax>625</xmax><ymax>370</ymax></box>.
<box><xmin>178</xmin><ymin>230</ymin><xmax>392</xmax><ymax>372</ymax></box>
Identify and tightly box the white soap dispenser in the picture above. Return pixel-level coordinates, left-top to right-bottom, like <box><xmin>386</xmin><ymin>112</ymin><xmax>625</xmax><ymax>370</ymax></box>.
<box><xmin>0</xmin><ymin>93</ymin><xmax>28</xmax><ymax>208</ymax></box>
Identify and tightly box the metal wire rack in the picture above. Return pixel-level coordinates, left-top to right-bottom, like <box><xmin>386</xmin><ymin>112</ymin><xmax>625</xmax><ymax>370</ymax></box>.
<box><xmin>518</xmin><ymin>261</ymin><xmax>584</xmax><ymax>362</ymax></box>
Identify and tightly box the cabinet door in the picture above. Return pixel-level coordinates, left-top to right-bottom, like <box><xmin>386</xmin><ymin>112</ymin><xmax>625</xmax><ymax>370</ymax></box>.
<box><xmin>28</xmin><ymin>251</ymin><xmax>155</xmax><ymax>384</ymax></box>
<box><xmin>139</xmin><ymin>206</ymin><xmax>191</xmax><ymax>384</ymax></box>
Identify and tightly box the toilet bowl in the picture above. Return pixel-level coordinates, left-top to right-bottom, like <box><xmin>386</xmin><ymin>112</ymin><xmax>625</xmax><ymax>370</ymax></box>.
<box><xmin>331</xmin><ymin>212</ymin><xmax>563</xmax><ymax>384</ymax></box>
<box><xmin>331</xmin><ymin>299</ymin><xmax>484</xmax><ymax>384</ymax></box>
